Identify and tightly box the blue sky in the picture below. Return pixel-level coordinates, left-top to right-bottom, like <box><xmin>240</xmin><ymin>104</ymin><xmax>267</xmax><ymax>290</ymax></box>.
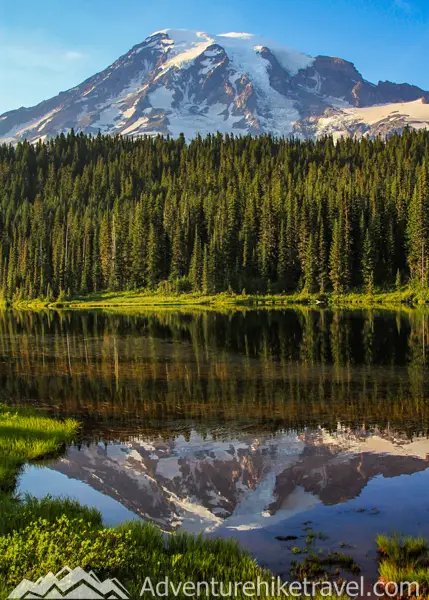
<box><xmin>0</xmin><ymin>0</ymin><xmax>428</xmax><ymax>114</ymax></box>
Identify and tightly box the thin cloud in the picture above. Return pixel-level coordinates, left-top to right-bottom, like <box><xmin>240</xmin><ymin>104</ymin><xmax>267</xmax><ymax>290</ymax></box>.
<box><xmin>0</xmin><ymin>29</ymin><xmax>93</xmax><ymax>113</ymax></box>
<box><xmin>0</xmin><ymin>30</ymin><xmax>88</xmax><ymax>72</ymax></box>
<box><xmin>65</xmin><ymin>51</ymin><xmax>86</xmax><ymax>61</ymax></box>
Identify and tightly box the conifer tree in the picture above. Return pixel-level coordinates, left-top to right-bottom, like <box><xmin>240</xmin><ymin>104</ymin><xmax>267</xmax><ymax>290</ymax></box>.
<box><xmin>407</xmin><ymin>164</ymin><xmax>429</xmax><ymax>287</ymax></box>
<box><xmin>202</xmin><ymin>244</ymin><xmax>214</xmax><ymax>295</ymax></box>
<box><xmin>170</xmin><ymin>219</ymin><xmax>186</xmax><ymax>281</ymax></box>
<box><xmin>317</xmin><ymin>220</ymin><xmax>328</xmax><ymax>294</ymax></box>
<box><xmin>303</xmin><ymin>233</ymin><xmax>317</xmax><ymax>293</ymax></box>
<box><xmin>130</xmin><ymin>202</ymin><xmax>147</xmax><ymax>289</ymax></box>
<box><xmin>0</xmin><ymin>130</ymin><xmax>429</xmax><ymax>300</ymax></box>
<box><xmin>329</xmin><ymin>220</ymin><xmax>345</xmax><ymax>295</ymax></box>
<box><xmin>362</xmin><ymin>230</ymin><xmax>375</xmax><ymax>295</ymax></box>
<box><xmin>189</xmin><ymin>228</ymin><xmax>203</xmax><ymax>291</ymax></box>
<box><xmin>147</xmin><ymin>222</ymin><xmax>161</xmax><ymax>289</ymax></box>
<box><xmin>277</xmin><ymin>220</ymin><xmax>288</xmax><ymax>290</ymax></box>
<box><xmin>99</xmin><ymin>213</ymin><xmax>111</xmax><ymax>289</ymax></box>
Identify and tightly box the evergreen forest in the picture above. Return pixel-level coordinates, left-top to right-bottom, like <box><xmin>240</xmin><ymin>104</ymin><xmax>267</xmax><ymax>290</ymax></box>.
<box><xmin>1</xmin><ymin>129</ymin><xmax>429</xmax><ymax>300</ymax></box>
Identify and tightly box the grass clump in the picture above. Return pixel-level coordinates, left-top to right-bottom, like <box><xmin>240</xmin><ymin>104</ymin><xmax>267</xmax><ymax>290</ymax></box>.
<box><xmin>305</xmin><ymin>530</ymin><xmax>329</xmax><ymax>545</ymax></box>
<box><xmin>0</xmin><ymin>404</ymin><xmax>79</xmax><ymax>492</ymax></box>
<box><xmin>377</xmin><ymin>534</ymin><xmax>429</xmax><ymax>565</ymax></box>
<box><xmin>376</xmin><ymin>534</ymin><xmax>429</xmax><ymax>596</ymax></box>
<box><xmin>291</xmin><ymin>551</ymin><xmax>360</xmax><ymax>582</ymax></box>
<box><xmin>0</xmin><ymin>512</ymin><xmax>282</xmax><ymax>599</ymax></box>
<box><xmin>0</xmin><ymin>494</ymin><xmax>102</xmax><ymax>536</ymax></box>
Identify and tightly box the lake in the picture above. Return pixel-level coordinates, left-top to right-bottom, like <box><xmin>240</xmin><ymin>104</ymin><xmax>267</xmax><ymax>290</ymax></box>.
<box><xmin>2</xmin><ymin>308</ymin><xmax>429</xmax><ymax>580</ymax></box>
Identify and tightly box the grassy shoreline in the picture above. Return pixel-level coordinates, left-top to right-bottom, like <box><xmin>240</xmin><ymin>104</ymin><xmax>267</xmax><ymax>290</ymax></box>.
<box><xmin>1</xmin><ymin>407</ymin><xmax>428</xmax><ymax>598</ymax></box>
<box><xmin>0</xmin><ymin>405</ymin><xmax>79</xmax><ymax>493</ymax></box>
<box><xmin>0</xmin><ymin>407</ymin><xmax>279</xmax><ymax>599</ymax></box>
<box><xmin>7</xmin><ymin>285</ymin><xmax>429</xmax><ymax>311</ymax></box>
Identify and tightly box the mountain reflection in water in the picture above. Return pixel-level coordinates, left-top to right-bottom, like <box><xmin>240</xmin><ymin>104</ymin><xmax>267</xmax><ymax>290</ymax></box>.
<box><xmin>4</xmin><ymin>307</ymin><xmax>429</xmax><ymax>576</ymax></box>
<box><xmin>44</xmin><ymin>428</ymin><xmax>429</xmax><ymax>533</ymax></box>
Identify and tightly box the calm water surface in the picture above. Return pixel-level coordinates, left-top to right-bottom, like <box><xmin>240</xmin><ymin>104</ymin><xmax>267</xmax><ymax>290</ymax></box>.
<box><xmin>2</xmin><ymin>308</ymin><xmax>429</xmax><ymax>580</ymax></box>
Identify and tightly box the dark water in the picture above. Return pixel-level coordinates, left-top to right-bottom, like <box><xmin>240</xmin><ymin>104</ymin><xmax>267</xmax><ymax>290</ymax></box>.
<box><xmin>2</xmin><ymin>308</ymin><xmax>429</xmax><ymax>580</ymax></box>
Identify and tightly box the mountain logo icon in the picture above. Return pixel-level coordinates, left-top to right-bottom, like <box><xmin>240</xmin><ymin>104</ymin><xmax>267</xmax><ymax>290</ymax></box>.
<box><xmin>7</xmin><ymin>566</ymin><xmax>130</xmax><ymax>599</ymax></box>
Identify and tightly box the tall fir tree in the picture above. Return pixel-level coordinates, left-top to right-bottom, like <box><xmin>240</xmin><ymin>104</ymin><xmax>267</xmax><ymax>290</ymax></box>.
<box><xmin>407</xmin><ymin>163</ymin><xmax>429</xmax><ymax>287</ymax></box>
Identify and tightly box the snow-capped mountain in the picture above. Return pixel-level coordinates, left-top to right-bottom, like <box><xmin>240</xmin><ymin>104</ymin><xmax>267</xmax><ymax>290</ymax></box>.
<box><xmin>2</xmin><ymin>28</ymin><xmax>429</xmax><ymax>143</ymax></box>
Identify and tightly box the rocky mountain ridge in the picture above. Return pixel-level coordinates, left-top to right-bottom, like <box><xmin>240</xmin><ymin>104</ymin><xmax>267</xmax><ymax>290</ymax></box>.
<box><xmin>1</xmin><ymin>29</ymin><xmax>429</xmax><ymax>143</ymax></box>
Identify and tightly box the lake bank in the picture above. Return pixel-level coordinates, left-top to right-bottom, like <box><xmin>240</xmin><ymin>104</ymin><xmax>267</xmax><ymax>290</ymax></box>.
<box><xmin>0</xmin><ymin>405</ymin><xmax>79</xmax><ymax>493</ymax></box>
<box><xmin>7</xmin><ymin>285</ymin><xmax>429</xmax><ymax>311</ymax></box>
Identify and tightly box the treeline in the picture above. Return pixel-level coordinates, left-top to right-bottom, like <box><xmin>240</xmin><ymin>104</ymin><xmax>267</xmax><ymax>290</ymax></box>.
<box><xmin>1</xmin><ymin>129</ymin><xmax>429</xmax><ymax>300</ymax></box>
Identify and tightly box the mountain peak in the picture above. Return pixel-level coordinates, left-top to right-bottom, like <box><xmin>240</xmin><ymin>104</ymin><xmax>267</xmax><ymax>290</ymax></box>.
<box><xmin>1</xmin><ymin>29</ymin><xmax>429</xmax><ymax>144</ymax></box>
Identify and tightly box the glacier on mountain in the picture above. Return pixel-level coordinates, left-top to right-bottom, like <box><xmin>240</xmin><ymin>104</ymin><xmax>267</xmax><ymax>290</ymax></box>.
<box><xmin>1</xmin><ymin>28</ymin><xmax>429</xmax><ymax>143</ymax></box>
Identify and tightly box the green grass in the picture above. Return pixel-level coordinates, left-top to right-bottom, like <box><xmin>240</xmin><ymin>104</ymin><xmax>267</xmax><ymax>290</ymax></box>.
<box><xmin>9</xmin><ymin>284</ymin><xmax>429</xmax><ymax>312</ymax></box>
<box><xmin>0</xmin><ymin>404</ymin><xmax>79</xmax><ymax>492</ymax></box>
<box><xmin>377</xmin><ymin>534</ymin><xmax>429</xmax><ymax>566</ymax></box>
<box><xmin>0</xmin><ymin>505</ymin><xmax>356</xmax><ymax>599</ymax></box>
<box><xmin>376</xmin><ymin>534</ymin><xmax>429</xmax><ymax>596</ymax></box>
<box><xmin>0</xmin><ymin>494</ymin><xmax>102</xmax><ymax>536</ymax></box>
<box><xmin>0</xmin><ymin>506</ymin><xmax>277</xmax><ymax>599</ymax></box>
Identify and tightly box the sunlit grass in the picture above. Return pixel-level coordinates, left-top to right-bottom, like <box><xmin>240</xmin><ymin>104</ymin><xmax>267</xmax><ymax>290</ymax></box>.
<box><xmin>0</xmin><ymin>510</ymin><xmax>354</xmax><ymax>599</ymax></box>
<box><xmin>10</xmin><ymin>284</ymin><xmax>429</xmax><ymax>312</ymax></box>
<box><xmin>376</xmin><ymin>534</ymin><xmax>429</xmax><ymax>597</ymax></box>
<box><xmin>377</xmin><ymin>533</ymin><xmax>429</xmax><ymax>565</ymax></box>
<box><xmin>0</xmin><ymin>405</ymin><xmax>79</xmax><ymax>492</ymax></box>
<box><xmin>0</xmin><ymin>512</ymin><xmax>277</xmax><ymax>599</ymax></box>
<box><xmin>0</xmin><ymin>494</ymin><xmax>102</xmax><ymax>536</ymax></box>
